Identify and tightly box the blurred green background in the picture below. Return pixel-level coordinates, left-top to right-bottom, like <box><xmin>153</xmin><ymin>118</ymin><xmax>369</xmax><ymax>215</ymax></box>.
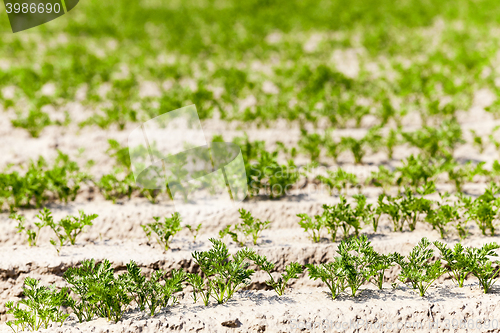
<box><xmin>1</xmin><ymin>0</ymin><xmax>500</xmax><ymax>129</ymax></box>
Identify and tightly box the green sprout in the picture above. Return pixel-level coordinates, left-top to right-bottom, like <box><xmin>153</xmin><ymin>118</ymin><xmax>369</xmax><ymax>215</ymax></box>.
<box><xmin>395</xmin><ymin>238</ymin><xmax>446</xmax><ymax>297</ymax></box>
<box><xmin>219</xmin><ymin>209</ymin><xmax>271</xmax><ymax>246</ymax></box>
<box><xmin>142</xmin><ymin>212</ymin><xmax>183</xmax><ymax>251</ymax></box>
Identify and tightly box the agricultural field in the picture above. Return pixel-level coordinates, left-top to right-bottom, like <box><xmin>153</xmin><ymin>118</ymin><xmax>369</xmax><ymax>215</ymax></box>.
<box><xmin>3</xmin><ymin>0</ymin><xmax>500</xmax><ymax>332</ymax></box>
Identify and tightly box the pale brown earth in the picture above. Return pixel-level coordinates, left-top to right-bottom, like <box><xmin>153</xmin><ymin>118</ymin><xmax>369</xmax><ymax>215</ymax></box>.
<box><xmin>1</xmin><ymin>103</ymin><xmax>500</xmax><ymax>332</ymax></box>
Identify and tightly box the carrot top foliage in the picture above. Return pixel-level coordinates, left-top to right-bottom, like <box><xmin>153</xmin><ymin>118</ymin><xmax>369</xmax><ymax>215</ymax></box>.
<box><xmin>4</xmin><ymin>236</ymin><xmax>500</xmax><ymax>331</ymax></box>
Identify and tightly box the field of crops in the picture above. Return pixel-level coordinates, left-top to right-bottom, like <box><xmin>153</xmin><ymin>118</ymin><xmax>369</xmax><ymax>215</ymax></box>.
<box><xmin>2</xmin><ymin>0</ymin><xmax>500</xmax><ymax>332</ymax></box>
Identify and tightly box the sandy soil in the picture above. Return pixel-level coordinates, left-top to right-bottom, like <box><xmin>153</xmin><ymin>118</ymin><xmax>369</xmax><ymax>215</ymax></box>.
<box><xmin>2</xmin><ymin>284</ymin><xmax>499</xmax><ymax>333</ymax></box>
<box><xmin>2</xmin><ymin>105</ymin><xmax>500</xmax><ymax>332</ymax></box>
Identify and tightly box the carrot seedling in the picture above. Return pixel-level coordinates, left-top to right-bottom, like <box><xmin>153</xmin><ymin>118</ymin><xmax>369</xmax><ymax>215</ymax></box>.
<box><xmin>395</xmin><ymin>238</ymin><xmax>446</xmax><ymax>297</ymax></box>
<box><xmin>142</xmin><ymin>212</ymin><xmax>182</xmax><ymax>251</ymax></box>
<box><xmin>306</xmin><ymin>259</ymin><xmax>345</xmax><ymax>299</ymax></box>
<box><xmin>185</xmin><ymin>223</ymin><xmax>202</xmax><ymax>243</ymax></box>
<box><xmin>434</xmin><ymin>241</ymin><xmax>470</xmax><ymax>288</ymax></box>
<box><xmin>121</xmin><ymin>261</ymin><xmax>185</xmax><ymax>316</ymax></box>
<box><xmin>187</xmin><ymin>273</ymin><xmax>211</xmax><ymax>306</ymax></box>
<box><xmin>323</xmin><ymin>197</ymin><xmax>361</xmax><ymax>240</ymax></box>
<box><xmin>219</xmin><ymin>209</ymin><xmax>270</xmax><ymax>246</ymax></box>
<box><xmin>63</xmin><ymin>259</ymin><xmax>131</xmax><ymax>323</ymax></box>
<box><xmin>336</xmin><ymin>236</ymin><xmax>374</xmax><ymax>296</ymax></box>
<box><xmin>6</xmin><ymin>277</ymin><xmax>70</xmax><ymax>332</ymax></box>
<box><xmin>191</xmin><ymin>238</ymin><xmax>254</xmax><ymax>304</ymax></box>
<box><xmin>248</xmin><ymin>252</ymin><xmax>303</xmax><ymax>296</ymax></box>
<box><xmin>47</xmin><ymin>210</ymin><xmax>98</xmax><ymax>251</ymax></box>
<box><xmin>11</xmin><ymin>208</ymin><xmax>52</xmax><ymax>247</ymax></box>
<box><xmin>298</xmin><ymin>129</ymin><xmax>325</xmax><ymax>162</ymax></box>
<box><xmin>297</xmin><ymin>213</ymin><xmax>325</xmax><ymax>243</ymax></box>
<box><xmin>337</xmin><ymin>235</ymin><xmax>395</xmax><ymax>295</ymax></box>
<box><xmin>463</xmin><ymin>242</ymin><xmax>500</xmax><ymax>293</ymax></box>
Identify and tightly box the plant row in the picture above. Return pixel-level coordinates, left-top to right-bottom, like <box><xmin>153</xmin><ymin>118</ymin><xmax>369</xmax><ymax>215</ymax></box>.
<box><xmin>12</xmin><ymin>180</ymin><xmax>500</xmax><ymax>258</ymax></box>
<box><xmin>298</xmin><ymin>184</ymin><xmax>500</xmax><ymax>241</ymax></box>
<box><xmin>0</xmin><ymin>151</ymin><xmax>89</xmax><ymax>212</ymax></box>
<box><xmin>3</xmin><ymin>132</ymin><xmax>500</xmax><ymax>211</ymax></box>
<box><xmin>13</xmin><ymin>207</ymin><xmax>263</xmax><ymax>251</ymax></box>
<box><xmin>12</xmin><ymin>208</ymin><xmax>206</xmax><ymax>253</ymax></box>
<box><xmin>5</xmin><ymin>236</ymin><xmax>500</xmax><ymax>332</ymax></box>
<box><xmin>11</xmin><ymin>208</ymin><xmax>98</xmax><ymax>253</ymax></box>
<box><xmin>235</xmin><ymin>134</ymin><xmax>499</xmax><ymax>199</ymax></box>
<box><xmin>5</xmin><ymin>51</ymin><xmax>480</xmax><ymax>137</ymax></box>
<box><xmin>298</xmin><ymin>122</ymin><xmax>500</xmax><ymax>163</ymax></box>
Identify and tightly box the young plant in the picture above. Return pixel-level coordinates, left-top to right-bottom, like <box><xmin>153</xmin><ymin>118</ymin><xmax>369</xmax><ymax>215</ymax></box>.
<box><xmin>232</xmin><ymin>135</ymin><xmax>266</xmax><ymax>176</ymax></box>
<box><xmin>401</xmin><ymin>119</ymin><xmax>463</xmax><ymax>159</ymax></box>
<box><xmin>239</xmin><ymin>208</ymin><xmax>271</xmax><ymax>245</ymax></box>
<box><xmin>340</xmin><ymin>127</ymin><xmax>382</xmax><ymax>164</ymax></box>
<box><xmin>395</xmin><ymin>238</ymin><xmax>446</xmax><ymax>297</ymax></box>
<box><xmin>489</xmin><ymin>160</ymin><xmax>500</xmax><ymax>183</ymax></box>
<box><xmin>369</xmin><ymin>195</ymin><xmax>385</xmax><ymax>232</ymax></box>
<box><xmin>316</xmin><ymin>168</ymin><xmax>358</xmax><ymax>196</ymax></box>
<box><xmin>121</xmin><ymin>261</ymin><xmax>147</xmax><ymax>313</ymax></box>
<box><xmin>1</xmin><ymin>151</ymin><xmax>88</xmax><ymax>211</ymax></box>
<box><xmin>352</xmin><ymin>105</ymin><xmax>371</xmax><ymax>128</ymax></box>
<box><xmin>140</xmin><ymin>269</ymin><xmax>183</xmax><ymax>316</ymax></box>
<box><xmin>186</xmin><ymin>223</ymin><xmax>202</xmax><ymax>243</ymax></box>
<box><xmin>191</xmin><ymin>238</ymin><xmax>254</xmax><ymax>304</ymax></box>
<box><xmin>464</xmin><ymin>242</ymin><xmax>500</xmax><ymax>293</ymax></box>
<box><xmin>325</xmin><ymin>132</ymin><xmax>343</xmax><ymax>163</ymax></box>
<box><xmin>97</xmin><ymin>171</ymin><xmax>135</xmax><ymax>203</ymax></box>
<box><xmin>298</xmin><ymin>129</ymin><xmax>325</xmax><ymax>161</ymax></box>
<box><xmin>297</xmin><ymin>213</ymin><xmax>324</xmax><ymax>243</ymax></box>
<box><xmin>140</xmin><ymin>187</ymin><xmax>162</xmax><ymax>204</ymax></box>
<box><xmin>457</xmin><ymin>193</ymin><xmax>473</xmax><ymax>239</ymax></box>
<box><xmin>470</xmin><ymin>129</ymin><xmax>486</xmax><ymax>154</ymax></box>
<box><xmin>121</xmin><ymin>261</ymin><xmax>185</xmax><ymax>316</ymax></box>
<box><xmin>456</xmin><ymin>219</ymin><xmax>470</xmax><ymax>241</ymax></box>
<box><xmin>352</xmin><ymin>194</ymin><xmax>374</xmax><ymax>229</ymax></box>
<box><xmin>367</xmin><ymin>165</ymin><xmax>395</xmax><ymax>193</ymax></box>
<box><xmin>106</xmin><ymin>139</ymin><xmax>131</xmax><ymax>170</ymax></box>
<box><xmin>306</xmin><ymin>258</ymin><xmax>345</xmax><ymax>299</ymax></box>
<box><xmin>433</xmin><ymin>241</ymin><xmax>470</xmax><ymax>288</ymax></box>
<box><xmin>443</xmin><ymin>161</ymin><xmax>483</xmax><ymax>193</ymax></box>
<box><xmin>275</xmin><ymin>141</ymin><xmax>298</xmax><ymax>160</ymax></box>
<box><xmin>5</xmin><ymin>277</ymin><xmax>70</xmax><ymax>332</ymax></box>
<box><xmin>426</xmin><ymin>200</ymin><xmax>460</xmax><ymax>239</ymax></box>
<box><xmin>11</xmin><ymin>109</ymin><xmax>52</xmax><ymax>138</ymax></box>
<box><xmin>384</xmin><ymin>128</ymin><xmax>400</xmax><ymax>160</ymax></box>
<box><xmin>219</xmin><ymin>209</ymin><xmax>271</xmax><ymax>246</ymax></box>
<box><xmin>48</xmin><ymin>210</ymin><xmax>97</xmax><ymax>251</ymax></box>
<box><xmin>323</xmin><ymin>197</ymin><xmax>361</xmax><ymax>240</ymax></box>
<box><xmin>368</xmin><ymin>252</ymin><xmax>397</xmax><ymax>290</ymax></box>
<box><xmin>489</xmin><ymin>125</ymin><xmax>500</xmax><ymax>150</ymax></box>
<box><xmin>142</xmin><ymin>212</ymin><xmax>182</xmax><ymax>251</ymax></box>
<box><xmin>469</xmin><ymin>199</ymin><xmax>498</xmax><ymax>236</ymax></box>
<box><xmin>462</xmin><ymin>184</ymin><xmax>500</xmax><ymax>236</ymax></box>
<box><xmin>248</xmin><ymin>150</ymin><xmax>299</xmax><ymax>198</ymax></box>
<box><xmin>377</xmin><ymin>98</ymin><xmax>398</xmax><ymax>126</ymax></box>
<box><xmin>336</xmin><ymin>235</ymin><xmax>376</xmax><ymax>296</ymax></box>
<box><xmin>248</xmin><ymin>253</ymin><xmax>303</xmax><ymax>296</ymax></box>
<box><xmin>12</xmin><ymin>214</ymin><xmax>35</xmax><ymax>247</ymax></box>
<box><xmin>63</xmin><ymin>259</ymin><xmax>131</xmax><ymax>323</ymax></box>
<box><xmin>187</xmin><ymin>273</ymin><xmax>211</xmax><ymax>306</ymax></box>
<box><xmin>340</xmin><ymin>136</ymin><xmax>366</xmax><ymax>165</ymax></box>
<box><xmin>396</xmin><ymin>154</ymin><xmax>441</xmax><ymax>191</ymax></box>
<box><xmin>218</xmin><ymin>225</ymin><xmax>242</xmax><ymax>246</ymax></box>
<box><xmin>11</xmin><ymin>208</ymin><xmax>54</xmax><ymax>247</ymax></box>
<box><xmin>399</xmin><ymin>189</ymin><xmax>432</xmax><ymax>232</ymax></box>
<box><xmin>378</xmin><ymin>195</ymin><xmax>403</xmax><ymax>232</ymax></box>
<box><xmin>46</xmin><ymin>151</ymin><xmax>90</xmax><ymax>204</ymax></box>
